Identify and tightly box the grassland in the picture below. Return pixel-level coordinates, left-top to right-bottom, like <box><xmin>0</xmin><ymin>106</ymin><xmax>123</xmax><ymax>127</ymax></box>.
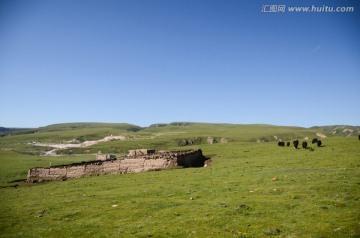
<box><xmin>0</xmin><ymin>123</ymin><xmax>359</xmax><ymax>237</ymax></box>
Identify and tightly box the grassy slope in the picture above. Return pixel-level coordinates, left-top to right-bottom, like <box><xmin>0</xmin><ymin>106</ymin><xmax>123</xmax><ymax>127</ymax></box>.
<box><xmin>0</xmin><ymin>123</ymin><xmax>359</xmax><ymax>237</ymax></box>
<box><xmin>0</xmin><ymin>122</ymin><xmax>141</xmax><ymax>144</ymax></box>
<box><xmin>310</xmin><ymin>125</ymin><xmax>360</xmax><ymax>136</ymax></box>
<box><xmin>0</xmin><ymin>123</ymin><xmax>141</xmax><ymax>155</ymax></box>
<box><xmin>52</xmin><ymin>123</ymin><xmax>324</xmax><ymax>155</ymax></box>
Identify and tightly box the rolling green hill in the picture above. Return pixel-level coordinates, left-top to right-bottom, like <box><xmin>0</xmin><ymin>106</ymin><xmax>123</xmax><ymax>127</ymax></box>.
<box><xmin>37</xmin><ymin>122</ymin><xmax>142</xmax><ymax>132</ymax></box>
<box><xmin>310</xmin><ymin>125</ymin><xmax>360</xmax><ymax>137</ymax></box>
<box><xmin>0</xmin><ymin>122</ymin><xmax>141</xmax><ymax>138</ymax></box>
<box><xmin>2</xmin><ymin>122</ymin><xmax>358</xmax><ymax>144</ymax></box>
<box><xmin>0</xmin><ymin>127</ymin><xmax>33</xmax><ymax>137</ymax></box>
<box><xmin>1</xmin><ymin>122</ymin><xmax>358</xmax><ymax>156</ymax></box>
<box><xmin>0</xmin><ymin>122</ymin><xmax>139</xmax><ymax>143</ymax></box>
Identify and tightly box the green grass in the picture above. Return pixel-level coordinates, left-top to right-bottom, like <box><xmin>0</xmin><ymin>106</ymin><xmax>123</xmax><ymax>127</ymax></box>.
<box><xmin>0</xmin><ymin>151</ymin><xmax>94</xmax><ymax>187</ymax></box>
<box><xmin>1</xmin><ymin>122</ymin><xmax>321</xmax><ymax>156</ymax></box>
<box><xmin>0</xmin><ymin>135</ymin><xmax>360</xmax><ymax>237</ymax></box>
<box><xmin>0</xmin><ymin>132</ymin><xmax>359</xmax><ymax>237</ymax></box>
<box><xmin>0</xmin><ymin>122</ymin><xmax>141</xmax><ymax>145</ymax></box>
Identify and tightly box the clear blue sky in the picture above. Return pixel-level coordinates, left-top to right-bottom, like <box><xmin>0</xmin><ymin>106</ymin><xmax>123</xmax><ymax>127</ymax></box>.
<box><xmin>1</xmin><ymin>0</ymin><xmax>359</xmax><ymax>128</ymax></box>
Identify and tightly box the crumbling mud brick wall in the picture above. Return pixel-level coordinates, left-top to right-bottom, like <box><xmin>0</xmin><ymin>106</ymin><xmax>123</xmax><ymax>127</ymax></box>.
<box><xmin>128</xmin><ymin>149</ymin><xmax>155</xmax><ymax>156</ymax></box>
<box><xmin>176</xmin><ymin>149</ymin><xmax>207</xmax><ymax>167</ymax></box>
<box><xmin>96</xmin><ymin>153</ymin><xmax>116</xmax><ymax>161</ymax></box>
<box><xmin>27</xmin><ymin>149</ymin><xmax>206</xmax><ymax>182</ymax></box>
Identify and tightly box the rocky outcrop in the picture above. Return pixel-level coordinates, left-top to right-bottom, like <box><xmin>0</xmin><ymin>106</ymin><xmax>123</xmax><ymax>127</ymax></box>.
<box><xmin>316</xmin><ymin>132</ymin><xmax>327</xmax><ymax>138</ymax></box>
<box><xmin>207</xmin><ymin>137</ymin><xmax>216</xmax><ymax>144</ymax></box>
<box><xmin>27</xmin><ymin>149</ymin><xmax>207</xmax><ymax>182</ymax></box>
<box><xmin>177</xmin><ymin>137</ymin><xmax>202</xmax><ymax>146</ymax></box>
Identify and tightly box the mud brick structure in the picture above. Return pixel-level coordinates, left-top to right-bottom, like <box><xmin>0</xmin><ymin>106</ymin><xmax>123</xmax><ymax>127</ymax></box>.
<box><xmin>95</xmin><ymin>153</ymin><xmax>116</xmax><ymax>161</ymax></box>
<box><xmin>27</xmin><ymin>149</ymin><xmax>207</xmax><ymax>182</ymax></box>
<box><xmin>128</xmin><ymin>149</ymin><xmax>156</xmax><ymax>156</ymax></box>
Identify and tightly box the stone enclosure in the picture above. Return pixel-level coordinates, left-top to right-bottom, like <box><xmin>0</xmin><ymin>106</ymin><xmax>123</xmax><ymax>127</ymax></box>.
<box><xmin>27</xmin><ymin>149</ymin><xmax>208</xmax><ymax>182</ymax></box>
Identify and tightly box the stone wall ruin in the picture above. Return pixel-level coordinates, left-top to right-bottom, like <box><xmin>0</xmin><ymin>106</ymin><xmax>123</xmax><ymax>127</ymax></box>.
<box><xmin>27</xmin><ymin>149</ymin><xmax>207</xmax><ymax>182</ymax></box>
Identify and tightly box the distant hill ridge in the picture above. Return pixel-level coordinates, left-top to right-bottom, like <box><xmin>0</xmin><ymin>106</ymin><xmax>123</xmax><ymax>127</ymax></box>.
<box><xmin>0</xmin><ymin>122</ymin><xmax>141</xmax><ymax>137</ymax></box>
<box><xmin>310</xmin><ymin>125</ymin><xmax>360</xmax><ymax>137</ymax></box>
<box><xmin>1</xmin><ymin>122</ymin><xmax>359</xmax><ymax>138</ymax></box>
<box><xmin>0</xmin><ymin>127</ymin><xmax>32</xmax><ymax>136</ymax></box>
<box><xmin>38</xmin><ymin>122</ymin><xmax>142</xmax><ymax>132</ymax></box>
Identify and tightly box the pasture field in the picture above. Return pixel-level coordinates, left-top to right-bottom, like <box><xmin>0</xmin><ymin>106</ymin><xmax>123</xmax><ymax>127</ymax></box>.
<box><xmin>0</xmin><ymin>123</ymin><xmax>359</xmax><ymax>237</ymax></box>
<box><xmin>0</xmin><ymin>123</ymin><xmax>319</xmax><ymax>156</ymax></box>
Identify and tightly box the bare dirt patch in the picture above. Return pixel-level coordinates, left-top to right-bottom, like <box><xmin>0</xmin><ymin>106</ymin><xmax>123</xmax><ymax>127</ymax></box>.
<box><xmin>27</xmin><ymin>135</ymin><xmax>127</xmax><ymax>156</ymax></box>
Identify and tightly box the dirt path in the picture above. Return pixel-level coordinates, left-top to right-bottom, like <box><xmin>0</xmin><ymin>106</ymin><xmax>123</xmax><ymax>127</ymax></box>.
<box><xmin>28</xmin><ymin>135</ymin><xmax>127</xmax><ymax>156</ymax></box>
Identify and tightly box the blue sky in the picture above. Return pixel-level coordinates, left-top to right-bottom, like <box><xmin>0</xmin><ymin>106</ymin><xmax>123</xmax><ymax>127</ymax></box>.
<box><xmin>0</xmin><ymin>0</ymin><xmax>359</xmax><ymax>128</ymax></box>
